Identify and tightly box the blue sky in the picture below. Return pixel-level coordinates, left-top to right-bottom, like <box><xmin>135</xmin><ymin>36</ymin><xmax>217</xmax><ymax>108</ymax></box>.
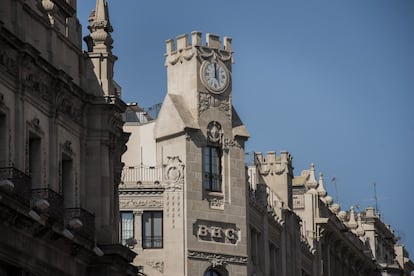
<box><xmin>78</xmin><ymin>1</ymin><xmax>414</xmax><ymax>254</ymax></box>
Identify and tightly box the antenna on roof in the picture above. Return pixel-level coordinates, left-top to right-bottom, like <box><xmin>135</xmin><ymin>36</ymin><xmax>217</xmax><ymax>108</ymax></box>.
<box><xmin>331</xmin><ymin>176</ymin><xmax>338</xmax><ymax>203</ymax></box>
<box><xmin>373</xmin><ymin>182</ymin><xmax>379</xmax><ymax>214</ymax></box>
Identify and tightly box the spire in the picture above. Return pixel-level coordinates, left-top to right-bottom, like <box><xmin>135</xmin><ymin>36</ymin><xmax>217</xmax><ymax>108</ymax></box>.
<box><xmin>356</xmin><ymin>213</ymin><xmax>365</xmax><ymax>237</ymax></box>
<box><xmin>85</xmin><ymin>0</ymin><xmax>113</xmax><ymax>52</ymax></box>
<box><xmin>317</xmin><ymin>172</ymin><xmax>327</xmax><ymax>197</ymax></box>
<box><xmin>83</xmin><ymin>0</ymin><xmax>118</xmax><ymax>96</ymax></box>
<box><xmin>348</xmin><ymin>206</ymin><xmax>358</xmax><ymax>230</ymax></box>
<box><xmin>305</xmin><ymin>163</ymin><xmax>318</xmax><ymax>190</ymax></box>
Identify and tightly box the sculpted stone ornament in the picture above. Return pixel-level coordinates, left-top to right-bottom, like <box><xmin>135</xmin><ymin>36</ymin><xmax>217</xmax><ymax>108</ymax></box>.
<box><xmin>207</xmin><ymin>121</ymin><xmax>222</xmax><ymax>143</ymax></box>
<box><xmin>258</xmin><ymin>162</ymin><xmax>287</xmax><ymax>176</ymax></box>
<box><xmin>167</xmin><ymin>47</ymin><xmax>195</xmax><ymax>65</ymax></box>
<box><xmin>222</xmin><ymin>138</ymin><xmax>241</xmax><ymax>151</ymax></box>
<box><xmin>164</xmin><ymin>156</ymin><xmax>184</xmax><ymax>191</ymax></box>
<box><xmin>188</xmin><ymin>250</ymin><xmax>247</xmax><ymax>266</ymax></box>
<box><xmin>199</xmin><ymin>92</ymin><xmax>231</xmax><ymax>118</ymax></box>
<box><xmin>197</xmin><ymin>46</ymin><xmax>232</xmax><ymax>63</ymax></box>
<box><xmin>146</xmin><ymin>261</ymin><xmax>164</xmax><ymax>273</ymax></box>
<box><xmin>208</xmin><ymin>193</ymin><xmax>224</xmax><ymax>210</ymax></box>
<box><xmin>120</xmin><ymin>199</ymin><xmax>163</xmax><ymax>208</ymax></box>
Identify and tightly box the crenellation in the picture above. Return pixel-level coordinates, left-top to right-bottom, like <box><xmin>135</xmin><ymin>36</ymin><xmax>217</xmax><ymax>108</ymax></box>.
<box><xmin>165</xmin><ymin>31</ymin><xmax>232</xmax><ymax>54</ymax></box>
<box><xmin>224</xmin><ymin>36</ymin><xmax>232</xmax><ymax>52</ymax></box>
<box><xmin>176</xmin><ymin>34</ymin><xmax>188</xmax><ymax>51</ymax></box>
<box><xmin>165</xmin><ymin>39</ymin><xmax>174</xmax><ymax>54</ymax></box>
<box><xmin>206</xmin><ymin>33</ymin><xmax>220</xmax><ymax>49</ymax></box>
<box><xmin>191</xmin><ymin>31</ymin><xmax>202</xmax><ymax>47</ymax></box>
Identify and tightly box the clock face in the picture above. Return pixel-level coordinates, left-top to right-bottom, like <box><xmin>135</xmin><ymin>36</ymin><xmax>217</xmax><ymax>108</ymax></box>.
<box><xmin>200</xmin><ymin>61</ymin><xmax>229</xmax><ymax>93</ymax></box>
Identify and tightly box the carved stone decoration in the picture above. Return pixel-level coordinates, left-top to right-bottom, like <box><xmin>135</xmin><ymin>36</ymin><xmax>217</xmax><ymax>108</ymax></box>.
<box><xmin>167</xmin><ymin>47</ymin><xmax>195</xmax><ymax>65</ymax></box>
<box><xmin>207</xmin><ymin>121</ymin><xmax>222</xmax><ymax>143</ymax></box>
<box><xmin>199</xmin><ymin>92</ymin><xmax>231</xmax><ymax>118</ymax></box>
<box><xmin>163</xmin><ymin>156</ymin><xmax>184</xmax><ymax>191</ymax></box>
<box><xmin>146</xmin><ymin>261</ymin><xmax>164</xmax><ymax>273</ymax></box>
<box><xmin>197</xmin><ymin>47</ymin><xmax>232</xmax><ymax>63</ymax></box>
<box><xmin>0</xmin><ymin>42</ymin><xmax>18</xmax><ymax>77</ymax></box>
<box><xmin>222</xmin><ymin>138</ymin><xmax>241</xmax><ymax>151</ymax></box>
<box><xmin>188</xmin><ymin>250</ymin><xmax>247</xmax><ymax>267</ymax></box>
<box><xmin>120</xmin><ymin>199</ymin><xmax>163</xmax><ymax>208</ymax></box>
<box><xmin>258</xmin><ymin>162</ymin><xmax>287</xmax><ymax>176</ymax></box>
<box><xmin>62</xmin><ymin>140</ymin><xmax>73</xmax><ymax>155</ymax></box>
<box><xmin>208</xmin><ymin>193</ymin><xmax>224</xmax><ymax>210</ymax></box>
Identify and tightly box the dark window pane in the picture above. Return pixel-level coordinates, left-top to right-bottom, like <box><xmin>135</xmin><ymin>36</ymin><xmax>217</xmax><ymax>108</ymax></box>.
<box><xmin>142</xmin><ymin>211</ymin><xmax>163</xmax><ymax>249</ymax></box>
<box><xmin>121</xmin><ymin>212</ymin><xmax>134</xmax><ymax>245</ymax></box>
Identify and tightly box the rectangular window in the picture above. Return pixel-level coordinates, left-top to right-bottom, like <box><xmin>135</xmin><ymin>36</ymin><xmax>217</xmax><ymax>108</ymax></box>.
<box><xmin>29</xmin><ymin>134</ymin><xmax>41</xmax><ymax>188</ymax></box>
<box><xmin>203</xmin><ymin>146</ymin><xmax>222</xmax><ymax>192</ymax></box>
<box><xmin>0</xmin><ymin>113</ymin><xmax>6</xmax><ymax>167</ymax></box>
<box><xmin>142</xmin><ymin>211</ymin><xmax>163</xmax><ymax>249</ymax></box>
<box><xmin>62</xmin><ymin>154</ymin><xmax>73</xmax><ymax>208</ymax></box>
<box><xmin>121</xmin><ymin>211</ymin><xmax>134</xmax><ymax>245</ymax></box>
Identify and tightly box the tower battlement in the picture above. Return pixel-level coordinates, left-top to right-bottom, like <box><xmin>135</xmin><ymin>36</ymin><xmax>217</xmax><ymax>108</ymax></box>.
<box><xmin>255</xmin><ymin>151</ymin><xmax>292</xmax><ymax>166</ymax></box>
<box><xmin>165</xmin><ymin>31</ymin><xmax>232</xmax><ymax>55</ymax></box>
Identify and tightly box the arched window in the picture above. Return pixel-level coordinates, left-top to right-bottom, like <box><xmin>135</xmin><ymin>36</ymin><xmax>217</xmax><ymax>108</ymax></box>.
<box><xmin>204</xmin><ymin>270</ymin><xmax>220</xmax><ymax>276</ymax></box>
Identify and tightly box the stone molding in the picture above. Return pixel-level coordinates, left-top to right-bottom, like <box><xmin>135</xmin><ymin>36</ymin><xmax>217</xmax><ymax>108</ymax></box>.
<box><xmin>188</xmin><ymin>250</ymin><xmax>247</xmax><ymax>267</ymax></box>
<box><xmin>119</xmin><ymin>198</ymin><xmax>163</xmax><ymax>209</ymax></box>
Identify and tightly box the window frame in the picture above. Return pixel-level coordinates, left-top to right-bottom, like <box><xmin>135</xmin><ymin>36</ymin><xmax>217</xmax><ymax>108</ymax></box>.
<box><xmin>120</xmin><ymin>211</ymin><xmax>134</xmax><ymax>245</ymax></box>
<box><xmin>203</xmin><ymin>145</ymin><xmax>223</xmax><ymax>192</ymax></box>
<box><xmin>142</xmin><ymin>211</ymin><xmax>163</xmax><ymax>249</ymax></box>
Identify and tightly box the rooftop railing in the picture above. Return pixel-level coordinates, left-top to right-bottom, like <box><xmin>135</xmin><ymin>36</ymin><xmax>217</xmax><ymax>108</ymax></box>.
<box><xmin>121</xmin><ymin>165</ymin><xmax>163</xmax><ymax>185</ymax></box>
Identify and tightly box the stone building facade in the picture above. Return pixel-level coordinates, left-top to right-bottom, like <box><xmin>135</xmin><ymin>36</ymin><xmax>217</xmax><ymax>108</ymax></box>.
<box><xmin>0</xmin><ymin>0</ymin><xmax>136</xmax><ymax>275</ymax></box>
<box><xmin>120</xmin><ymin>31</ymin><xmax>414</xmax><ymax>276</ymax></box>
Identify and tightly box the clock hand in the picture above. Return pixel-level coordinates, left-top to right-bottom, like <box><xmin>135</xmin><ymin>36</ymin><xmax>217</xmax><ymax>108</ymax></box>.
<box><xmin>214</xmin><ymin>63</ymin><xmax>217</xmax><ymax>79</ymax></box>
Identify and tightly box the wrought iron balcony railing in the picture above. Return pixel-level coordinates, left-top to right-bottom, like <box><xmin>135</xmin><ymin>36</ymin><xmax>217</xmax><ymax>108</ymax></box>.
<box><xmin>32</xmin><ymin>188</ymin><xmax>64</xmax><ymax>226</ymax></box>
<box><xmin>0</xmin><ymin>167</ymin><xmax>31</xmax><ymax>205</ymax></box>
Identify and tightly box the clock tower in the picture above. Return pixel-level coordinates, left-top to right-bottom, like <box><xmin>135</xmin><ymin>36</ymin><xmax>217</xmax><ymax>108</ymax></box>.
<box><xmin>153</xmin><ymin>32</ymin><xmax>249</xmax><ymax>275</ymax></box>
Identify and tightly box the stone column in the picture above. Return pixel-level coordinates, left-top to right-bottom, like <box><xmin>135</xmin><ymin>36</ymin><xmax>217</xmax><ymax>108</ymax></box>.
<box><xmin>133</xmin><ymin>210</ymin><xmax>143</xmax><ymax>250</ymax></box>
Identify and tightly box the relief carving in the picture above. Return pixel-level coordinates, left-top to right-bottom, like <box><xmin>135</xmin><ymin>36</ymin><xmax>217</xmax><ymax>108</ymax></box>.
<box><xmin>258</xmin><ymin>162</ymin><xmax>287</xmax><ymax>176</ymax></box>
<box><xmin>146</xmin><ymin>261</ymin><xmax>164</xmax><ymax>273</ymax></box>
<box><xmin>188</xmin><ymin>250</ymin><xmax>247</xmax><ymax>267</ymax></box>
<box><xmin>120</xmin><ymin>199</ymin><xmax>163</xmax><ymax>208</ymax></box>
<box><xmin>208</xmin><ymin>193</ymin><xmax>224</xmax><ymax>210</ymax></box>
<box><xmin>0</xmin><ymin>43</ymin><xmax>18</xmax><ymax>77</ymax></box>
<box><xmin>163</xmin><ymin>156</ymin><xmax>184</xmax><ymax>191</ymax></box>
<box><xmin>199</xmin><ymin>92</ymin><xmax>230</xmax><ymax>118</ymax></box>
<box><xmin>207</xmin><ymin>121</ymin><xmax>222</xmax><ymax>143</ymax></box>
<box><xmin>197</xmin><ymin>47</ymin><xmax>232</xmax><ymax>63</ymax></box>
<box><xmin>167</xmin><ymin>47</ymin><xmax>195</xmax><ymax>65</ymax></box>
<box><xmin>222</xmin><ymin>138</ymin><xmax>241</xmax><ymax>151</ymax></box>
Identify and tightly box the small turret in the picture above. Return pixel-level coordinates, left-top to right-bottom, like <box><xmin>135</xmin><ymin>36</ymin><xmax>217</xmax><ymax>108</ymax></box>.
<box><xmin>255</xmin><ymin>151</ymin><xmax>293</xmax><ymax>209</ymax></box>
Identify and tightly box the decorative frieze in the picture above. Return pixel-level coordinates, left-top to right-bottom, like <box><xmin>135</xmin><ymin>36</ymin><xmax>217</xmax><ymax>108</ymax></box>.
<box><xmin>120</xmin><ymin>198</ymin><xmax>163</xmax><ymax>208</ymax></box>
<box><xmin>188</xmin><ymin>250</ymin><xmax>247</xmax><ymax>267</ymax></box>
